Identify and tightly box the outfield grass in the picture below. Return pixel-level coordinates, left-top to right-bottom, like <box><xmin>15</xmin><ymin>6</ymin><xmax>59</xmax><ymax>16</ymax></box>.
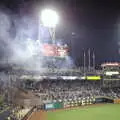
<box><xmin>47</xmin><ymin>104</ymin><xmax>120</xmax><ymax>120</ymax></box>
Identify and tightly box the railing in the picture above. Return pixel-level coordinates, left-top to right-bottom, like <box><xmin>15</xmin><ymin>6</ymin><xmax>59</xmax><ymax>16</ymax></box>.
<box><xmin>21</xmin><ymin>106</ymin><xmax>37</xmax><ymax>120</ymax></box>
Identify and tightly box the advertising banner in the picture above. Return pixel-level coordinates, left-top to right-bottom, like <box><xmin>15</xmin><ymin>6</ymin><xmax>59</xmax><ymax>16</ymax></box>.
<box><xmin>45</xmin><ymin>102</ymin><xmax>63</xmax><ymax>110</ymax></box>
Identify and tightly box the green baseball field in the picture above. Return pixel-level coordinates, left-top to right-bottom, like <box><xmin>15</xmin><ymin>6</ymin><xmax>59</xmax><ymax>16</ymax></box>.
<box><xmin>47</xmin><ymin>104</ymin><xmax>120</xmax><ymax>120</ymax></box>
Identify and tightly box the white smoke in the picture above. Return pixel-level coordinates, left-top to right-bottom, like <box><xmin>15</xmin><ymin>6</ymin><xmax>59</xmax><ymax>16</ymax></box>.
<box><xmin>0</xmin><ymin>7</ymin><xmax>75</xmax><ymax>70</ymax></box>
<box><xmin>0</xmin><ymin>11</ymin><xmax>10</xmax><ymax>41</ymax></box>
<box><xmin>0</xmin><ymin>9</ymin><xmax>40</xmax><ymax>68</ymax></box>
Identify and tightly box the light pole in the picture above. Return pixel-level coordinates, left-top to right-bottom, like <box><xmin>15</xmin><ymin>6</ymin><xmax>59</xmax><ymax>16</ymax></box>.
<box><xmin>41</xmin><ymin>9</ymin><xmax>59</xmax><ymax>44</ymax></box>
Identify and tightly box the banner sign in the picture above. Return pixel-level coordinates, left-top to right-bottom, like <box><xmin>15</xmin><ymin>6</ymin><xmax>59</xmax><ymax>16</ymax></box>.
<box><xmin>45</xmin><ymin>102</ymin><xmax>63</xmax><ymax>110</ymax></box>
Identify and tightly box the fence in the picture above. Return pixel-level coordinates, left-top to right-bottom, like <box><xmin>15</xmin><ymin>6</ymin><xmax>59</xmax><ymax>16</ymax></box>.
<box><xmin>43</xmin><ymin>97</ymin><xmax>114</xmax><ymax>110</ymax></box>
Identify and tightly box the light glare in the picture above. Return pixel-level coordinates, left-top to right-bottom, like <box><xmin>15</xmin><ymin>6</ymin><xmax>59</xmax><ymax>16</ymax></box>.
<box><xmin>41</xmin><ymin>9</ymin><xmax>59</xmax><ymax>28</ymax></box>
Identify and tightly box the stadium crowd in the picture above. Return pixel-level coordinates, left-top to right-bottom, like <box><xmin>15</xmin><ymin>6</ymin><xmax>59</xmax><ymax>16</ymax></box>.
<box><xmin>24</xmin><ymin>80</ymin><xmax>120</xmax><ymax>103</ymax></box>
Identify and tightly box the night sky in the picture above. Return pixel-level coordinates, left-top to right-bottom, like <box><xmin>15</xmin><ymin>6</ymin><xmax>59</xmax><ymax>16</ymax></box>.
<box><xmin>0</xmin><ymin>0</ymin><xmax>120</xmax><ymax>66</ymax></box>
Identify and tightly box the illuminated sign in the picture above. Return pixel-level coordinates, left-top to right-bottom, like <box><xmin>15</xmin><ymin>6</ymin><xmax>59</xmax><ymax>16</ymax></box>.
<box><xmin>81</xmin><ymin>76</ymin><xmax>86</xmax><ymax>80</ymax></box>
<box><xmin>45</xmin><ymin>103</ymin><xmax>54</xmax><ymax>109</ymax></box>
<box><xmin>42</xmin><ymin>43</ymin><xmax>69</xmax><ymax>57</ymax></box>
<box><xmin>101</xmin><ymin>62</ymin><xmax>120</xmax><ymax>67</ymax></box>
<box><xmin>105</xmin><ymin>71</ymin><xmax>119</xmax><ymax>76</ymax></box>
<box><xmin>42</xmin><ymin>44</ymin><xmax>57</xmax><ymax>56</ymax></box>
<box><xmin>62</xmin><ymin>76</ymin><xmax>78</xmax><ymax>80</ymax></box>
<box><xmin>86</xmin><ymin>76</ymin><xmax>101</xmax><ymax>80</ymax></box>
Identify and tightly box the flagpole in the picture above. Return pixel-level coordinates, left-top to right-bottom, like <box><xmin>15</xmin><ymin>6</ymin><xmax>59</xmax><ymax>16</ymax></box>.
<box><xmin>88</xmin><ymin>48</ymin><xmax>91</xmax><ymax>71</ymax></box>
<box><xmin>83</xmin><ymin>50</ymin><xmax>86</xmax><ymax>75</ymax></box>
<box><xmin>93</xmin><ymin>51</ymin><xmax>95</xmax><ymax>69</ymax></box>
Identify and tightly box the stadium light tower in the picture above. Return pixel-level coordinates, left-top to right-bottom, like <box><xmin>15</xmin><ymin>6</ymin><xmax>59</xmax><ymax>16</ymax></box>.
<box><xmin>40</xmin><ymin>9</ymin><xmax>59</xmax><ymax>44</ymax></box>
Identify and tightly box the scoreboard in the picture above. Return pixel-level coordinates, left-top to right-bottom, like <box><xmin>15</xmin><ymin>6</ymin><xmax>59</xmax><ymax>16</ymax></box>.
<box><xmin>42</xmin><ymin>43</ymin><xmax>69</xmax><ymax>58</ymax></box>
<box><xmin>101</xmin><ymin>62</ymin><xmax>120</xmax><ymax>87</ymax></box>
<box><xmin>101</xmin><ymin>62</ymin><xmax>120</xmax><ymax>80</ymax></box>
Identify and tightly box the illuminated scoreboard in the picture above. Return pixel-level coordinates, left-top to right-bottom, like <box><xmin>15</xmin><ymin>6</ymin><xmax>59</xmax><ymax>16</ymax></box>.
<box><xmin>101</xmin><ymin>62</ymin><xmax>120</xmax><ymax>71</ymax></box>
<box><xmin>101</xmin><ymin>62</ymin><xmax>120</xmax><ymax>80</ymax></box>
<box><xmin>101</xmin><ymin>62</ymin><xmax>120</xmax><ymax>87</ymax></box>
<box><xmin>41</xmin><ymin>43</ymin><xmax>69</xmax><ymax>58</ymax></box>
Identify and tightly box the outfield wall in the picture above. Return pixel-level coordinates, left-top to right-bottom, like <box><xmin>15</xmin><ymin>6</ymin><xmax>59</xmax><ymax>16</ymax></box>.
<box><xmin>43</xmin><ymin>97</ymin><xmax>114</xmax><ymax>110</ymax></box>
<box><xmin>95</xmin><ymin>97</ymin><xmax>113</xmax><ymax>104</ymax></box>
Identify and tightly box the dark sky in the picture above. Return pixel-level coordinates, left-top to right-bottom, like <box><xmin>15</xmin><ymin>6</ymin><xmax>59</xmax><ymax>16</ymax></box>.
<box><xmin>0</xmin><ymin>0</ymin><xmax>120</xmax><ymax>66</ymax></box>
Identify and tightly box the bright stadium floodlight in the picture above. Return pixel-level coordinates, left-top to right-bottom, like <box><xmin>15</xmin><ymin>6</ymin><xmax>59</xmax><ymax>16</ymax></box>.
<box><xmin>41</xmin><ymin>9</ymin><xmax>59</xmax><ymax>28</ymax></box>
<box><xmin>40</xmin><ymin>9</ymin><xmax>59</xmax><ymax>44</ymax></box>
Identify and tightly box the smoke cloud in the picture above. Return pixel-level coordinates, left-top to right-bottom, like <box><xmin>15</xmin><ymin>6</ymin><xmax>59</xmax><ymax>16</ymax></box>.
<box><xmin>0</xmin><ymin>6</ymin><xmax>75</xmax><ymax>71</ymax></box>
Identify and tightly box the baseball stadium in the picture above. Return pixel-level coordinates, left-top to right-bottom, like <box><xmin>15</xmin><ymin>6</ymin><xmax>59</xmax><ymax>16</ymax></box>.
<box><xmin>1</xmin><ymin>42</ymin><xmax>120</xmax><ymax>120</ymax></box>
<box><xmin>0</xmin><ymin>0</ymin><xmax>120</xmax><ymax>120</ymax></box>
<box><xmin>1</xmin><ymin>60</ymin><xmax>120</xmax><ymax>120</ymax></box>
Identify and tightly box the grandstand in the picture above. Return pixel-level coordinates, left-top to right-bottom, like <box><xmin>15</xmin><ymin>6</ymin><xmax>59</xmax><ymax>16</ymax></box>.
<box><xmin>1</xmin><ymin>53</ymin><xmax>120</xmax><ymax>120</ymax></box>
<box><xmin>1</xmin><ymin>59</ymin><xmax>120</xmax><ymax>120</ymax></box>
